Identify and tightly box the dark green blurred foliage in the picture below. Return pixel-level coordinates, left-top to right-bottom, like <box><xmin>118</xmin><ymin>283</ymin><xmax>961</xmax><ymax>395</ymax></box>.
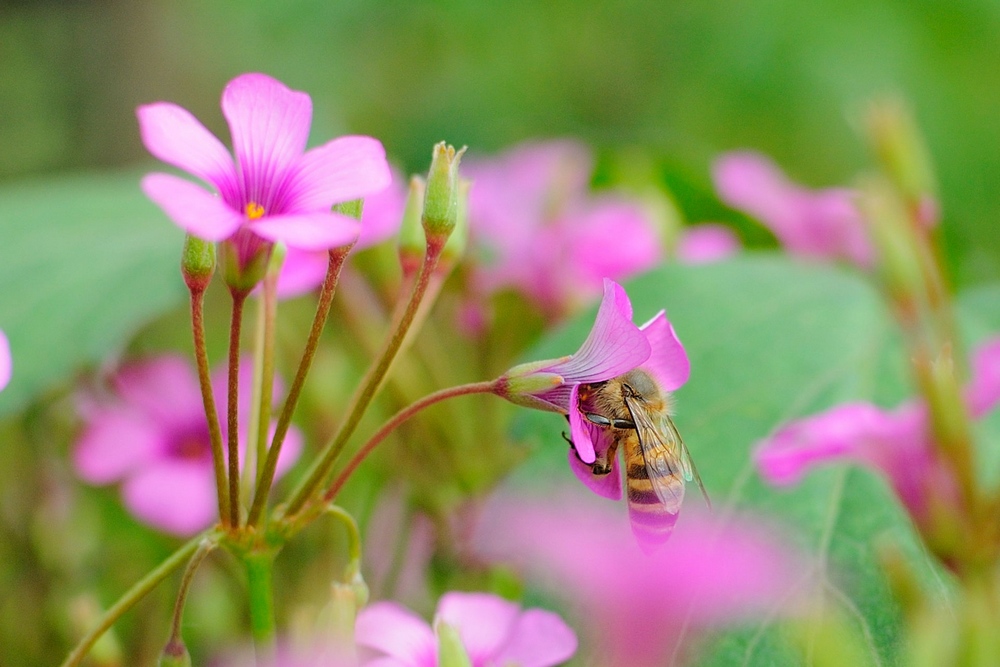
<box><xmin>3</xmin><ymin>0</ymin><xmax>1000</xmax><ymax>281</ymax></box>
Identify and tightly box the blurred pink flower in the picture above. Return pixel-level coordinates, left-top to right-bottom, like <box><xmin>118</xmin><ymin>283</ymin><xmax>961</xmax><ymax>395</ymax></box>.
<box><xmin>713</xmin><ymin>151</ymin><xmax>873</xmax><ymax>267</ymax></box>
<box><xmin>74</xmin><ymin>355</ymin><xmax>302</xmax><ymax>535</ymax></box>
<box><xmin>138</xmin><ymin>73</ymin><xmax>391</xmax><ymax>274</ymax></box>
<box><xmin>465</xmin><ymin>140</ymin><xmax>663</xmax><ymax>315</ymax></box>
<box><xmin>754</xmin><ymin>337</ymin><xmax>1000</xmax><ymax>528</ymax></box>
<box><xmin>475</xmin><ymin>492</ymin><xmax>808</xmax><ymax>667</ymax></box>
<box><xmin>355</xmin><ymin>591</ymin><xmax>577</xmax><ymax>667</ymax></box>
<box><xmin>0</xmin><ymin>329</ymin><xmax>10</xmax><ymax>392</ymax></box>
<box><xmin>277</xmin><ymin>170</ymin><xmax>407</xmax><ymax>298</ymax></box>
<box><xmin>675</xmin><ymin>224</ymin><xmax>741</xmax><ymax>264</ymax></box>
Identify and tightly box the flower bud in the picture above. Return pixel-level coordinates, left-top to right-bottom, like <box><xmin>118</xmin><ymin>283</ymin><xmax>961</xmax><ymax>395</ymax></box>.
<box><xmin>219</xmin><ymin>230</ymin><xmax>272</xmax><ymax>295</ymax></box>
<box><xmin>440</xmin><ymin>178</ymin><xmax>470</xmax><ymax>267</ymax></box>
<box><xmin>866</xmin><ymin>99</ymin><xmax>937</xmax><ymax>219</ymax></box>
<box><xmin>398</xmin><ymin>176</ymin><xmax>427</xmax><ymax>275</ymax></box>
<box><xmin>435</xmin><ymin>620</ymin><xmax>473</xmax><ymax>667</ymax></box>
<box><xmin>333</xmin><ymin>198</ymin><xmax>364</xmax><ymax>221</ymax></box>
<box><xmin>159</xmin><ymin>639</ymin><xmax>192</xmax><ymax>667</ymax></box>
<box><xmin>857</xmin><ymin>177</ymin><xmax>923</xmax><ymax>303</ymax></box>
<box><xmin>181</xmin><ymin>234</ymin><xmax>216</xmax><ymax>293</ymax></box>
<box><xmin>422</xmin><ymin>142</ymin><xmax>466</xmax><ymax>241</ymax></box>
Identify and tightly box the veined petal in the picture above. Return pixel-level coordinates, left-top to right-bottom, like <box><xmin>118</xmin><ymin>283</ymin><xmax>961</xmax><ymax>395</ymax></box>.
<box><xmin>142</xmin><ymin>173</ymin><xmax>245</xmax><ymax>241</ymax></box>
<box><xmin>436</xmin><ymin>592</ymin><xmax>519</xmax><ymax>664</ymax></box>
<box><xmin>0</xmin><ymin>329</ymin><xmax>9</xmax><ymax>391</ymax></box>
<box><xmin>638</xmin><ymin>311</ymin><xmax>689</xmax><ymax>392</ymax></box>
<box><xmin>567</xmin><ymin>447</ymin><xmax>622</xmax><ymax>500</ymax></box>
<box><xmin>136</xmin><ymin>102</ymin><xmax>237</xmax><ymax>192</ymax></box>
<box><xmin>221</xmin><ymin>73</ymin><xmax>312</xmax><ymax>210</ymax></box>
<box><xmin>966</xmin><ymin>336</ymin><xmax>1000</xmax><ymax>418</ymax></box>
<box><xmin>549</xmin><ymin>279</ymin><xmax>650</xmax><ymax>384</ymax></box>
<box><xmin>490</xmin><ymin>608</ymin><xmax>578</xmax><ymax>667</ymax></box>
<box><xmin>355</xmin><ymin>602</ymin><xmax>436</xmax><ymax>667</ymax></box>
<box><xmin>121</xmin><ymin>461</ymin><xmax>217</xmax><ymax>536</ymax></box>
<box><xmin>249</xmin><ymin>211</ymin><xmax>360</xmax><ymax>251</ymax></box>
<box><xmin>286</xmin><ymin>135</ymin><xmax>392</xmax><ymax>213</ymax></box>
<box><xmin>567</xmin><ymin>384</ymin><xmax>596</xmax><ymax>463</ymax></box>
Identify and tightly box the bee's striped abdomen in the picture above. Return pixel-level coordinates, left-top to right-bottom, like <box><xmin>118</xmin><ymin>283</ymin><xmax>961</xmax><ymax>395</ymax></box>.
<box><xmin>624</xmin><ymin>435</ymin><xmax>682</xmax><ymax>549</ymax></box>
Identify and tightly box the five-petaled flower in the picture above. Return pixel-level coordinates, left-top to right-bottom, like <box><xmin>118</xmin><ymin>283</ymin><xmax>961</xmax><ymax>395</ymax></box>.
<box><xmin>137</xmin><ymin>73</ymin><xmax>392</xmax><ymax>284</ymax></box>
<box><xmin>355</xmin><ymin>591</ymin><xmax>577</xmax><ymax>667</ymax></box>
<box><xmin>754</xmin><ymin>337</ymin><xmax>1000</xmax><ymax>533</ymax></box>
<box><xmin>73</xmin><ymin>355</ymin><xmax>302</xmax><ymax>536</ymax></box>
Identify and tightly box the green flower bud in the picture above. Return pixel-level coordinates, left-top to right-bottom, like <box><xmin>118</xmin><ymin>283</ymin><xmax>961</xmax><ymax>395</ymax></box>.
<box><xmin>219</xmin><ymin>236</ymin><xmax>271</xmax><ymax>295</ymax></box>
<box><xmin>398</xmin><ymin>176</ymin><xmax>427</xmax><ymax>273</ymax></box>
<box><xmin>857</xmin><ymin>177</ymin><xmax>923</xmax><ymax>300</ymax></box>
<box><xmin>866</xmin><ymin>99</ymin><xmax>937</xmax><ymax>213</ymax></box>
<box><xmin>422</xmin><ymin>142</ymin><xmax>466</xmax><ymax>240</ymax></box>
<box><xmin>158</xmin><ymin>639</ymin><xmax>192</xmax><ymax>667</ymax></box>
<box><xmin>435</xmin><ymin>620</ymin><xmax>473</xmax><ymax>667</ymax></box>
<box><xmin>441</xmin><ymin>178</ymin><xmax>470</xmax><ymax>266</ymax></box>
<box><xmin>181</xmin><ymin>234</ymin><xmax>216</xmax><ymax>293</ymax></box>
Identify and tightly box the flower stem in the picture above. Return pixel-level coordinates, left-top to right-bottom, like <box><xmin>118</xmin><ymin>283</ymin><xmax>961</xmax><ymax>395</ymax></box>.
<box><xmin>244</xmin><ymin>549</ymin><xmax>277</xmax><ymax>664</ymax></box>
<box><xmin>248</xmin><ymin>252</ymin><xmax>281</xmax><ymax>500</ymax></box>
<box><xmin>228</xmin><ymin>289</ymin><xmax>249</xmax><ymax>528</ymax></box>
<box><xmin>283</xmin><ymin>238</ymin><xmax>447</xmax><ymax>519</ymax></box>
<box><xmin>60</xmin><ymin>534</ymin><xmax>207</xmax><ymax>667</ymax></box>
<box><xmin>190</xmin><ymin>288</ymin><xmax>230</xmax><ymax>527</ymax></box>
<box><xmin>320</xmin><ymin>381</ymin><xmax>497</xmax><ymax>506</ymax></box>
<box><xmin>247</xmin><ymin>245</ymin><xmax>353</xmax><ymax>528</ymax></box>
<box><xmin>163</xmin><ymin>538</ymin><xmax>217</xmax><ymax>658</ymax></box>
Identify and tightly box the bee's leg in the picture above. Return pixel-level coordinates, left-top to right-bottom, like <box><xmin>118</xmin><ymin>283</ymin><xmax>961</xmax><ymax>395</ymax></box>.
<box><xmin>591</xmin><ymin>439</ymin><xmax>620</xmax><ymax>476</ymax></box>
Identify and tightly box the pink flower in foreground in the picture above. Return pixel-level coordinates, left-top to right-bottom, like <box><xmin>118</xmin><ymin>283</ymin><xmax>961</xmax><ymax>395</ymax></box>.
<box><xmin>0</xmin><ymin>329</ymin><xmax>10</xmax><ymax>392</ymax></box>
<box><xmin>466</xmin><ymin>140</ymin><xmax>663</xmax><ymax>315</ymax></box>
<box><xmin>355</xmin><ymin>591</ymin><xmax>577</xmax><ymax>667</ymax></box>
<box><xmin>675</xmin><ymin>224</ymin><xmax>742</xmax><ymax>264</ymax></box>
<box><xmin>277</xmin><ymin>169</ymin><xmax>407</xmax><ymax>298</ymax></box>
<box><xmin>74</xmin><ymin>355</ymin><xmax>302</xmax><ymax>535</ymax></box>
<box><xmin>754</xmin><ymin>337</ymin><xmax>1000</xmax><ymax>529</ymax></box>
<box><xmin>476</xmin><ymin>492</ymin><xmax>808</xmax><ymax>667</ymax></box>
<box><xmin>713</xmin><ymin>151</ymin><xmax>873</xmax><ymax>267</ymax></box>
<box><xmin>138</xmin><ymin>73</ymin><xmax>391</xmax><ymax>274</ymax></box>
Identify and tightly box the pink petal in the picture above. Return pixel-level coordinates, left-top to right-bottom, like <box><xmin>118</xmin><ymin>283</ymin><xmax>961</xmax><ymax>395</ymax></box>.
<box><xmin>548</xmin><ymin>279</ymin><xmax>650</xmax><ymax>384</ymax></box>
<box><xmin>436</xmin><ymin>592</ymin><xmax>520</xmax><ymax>663</ymax></box>
<box><xmin>490</xmin><ymin>608</ymin><xmax>578</xmax><ymax>667</ymax></box>
<box><xmin>966</xmin><ymin>337</ymin><xmax>1000</xmax><ymax>418</ymax></box>
<box><xmin>286</xmin><ymin>136</ymin><xmax>392</xmax><ymax>213</ymax></box>
<box><xmin>567</xmin><ymin>447</ymin><xmax>622</xmax><ymax>500</ymax></box>
<box><xmin>568</xmin><ymin>198</ymin><xmax>663</xmax><ymax>292</ymax></box>
<box><xmin>272</xmin><ymin>423</ymin><xmax>303</xmax><ymax>478</ymax></box>
<box><xmin>713</xmin><ymin>151</ymin><xmax>799</xmax><ymax>235</ymax></box>
<box><xmin>73</xmin><ymin>408</ymin><xmax>165</xmax><ymax>484</ymax></box>
<box><xmin>0</xmin><ymin>329</ymin><xmax>9</xmax><ymax>392</ymax></box>
<box><xmin>676</xmin><ymin>224</ymin><xmax>741</xmax><ymax>264</ymax></box>
<box><xmin>221</xmin><ymin>73</ymin><xmax>312</xmax><ymax>210</ymax></box>
<box><xmin>121</xmin><ymin>461</ymin><xmax>217</xmax><ymax>535</ymax></box>
<box><xmin>113</xmin><ymin>356</ymin><xmax>204</xmax><ymax>429</ymax></box>
<box><xmin>638</xmin><ymin>311</ymin><xmax>689</xmax><ymax>392</ymax></box>
<box><xmin>355</xmin><ymin>602</ymin><xmax>436</xmax><ymax>667</ymax></box>
<box><xmin>567</xmin><ymin>383</ymin><xmax>596</xmax><ymax>463</ymax></box>
<box><xmin>357</xmin><ymin>170</ymin><xmax>407</xmax><ymax>249</ymax></box>
<box><xmin>142</xmin><ymin>173</ymin><xmax>244</xmax><ymax>241</ymax></box>
<box><xmin>275</xmin><ymin>248</ymin><xmax>329</xmax><ymax>298</ymax></box>
<box><xmin>136</xmin><ymin>102</ymin><xmax>237</xmax><ymax>192</ymax></box>
<box><xmin>249</xmin><ymin>211</ymin><xmax>360</xmax><ymax>251</ymax></box>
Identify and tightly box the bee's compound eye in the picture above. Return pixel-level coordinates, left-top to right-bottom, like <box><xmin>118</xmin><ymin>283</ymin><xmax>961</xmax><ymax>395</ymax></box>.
<box><xmin>584</xmin><ymin>412</ymin><xmax>612</xmax><ymax>427</ymax></box>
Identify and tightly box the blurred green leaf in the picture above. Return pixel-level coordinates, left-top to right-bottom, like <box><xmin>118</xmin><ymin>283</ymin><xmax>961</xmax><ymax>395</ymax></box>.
<box><xmin>0</xmin><ymin>172</ymin><xmax>185</xmax><ymax>416</ymax></box>
<box><xmin>513</xmin><ymin>255</ymin><xmax>960</xmax><ymax>666</ymax></box>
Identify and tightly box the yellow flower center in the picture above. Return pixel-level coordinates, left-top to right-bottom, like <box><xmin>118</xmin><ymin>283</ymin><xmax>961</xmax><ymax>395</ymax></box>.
<box><xmin>245</xmin><ymin>202</ymin><xmax>265</xmax><ymax>220</ymax></box>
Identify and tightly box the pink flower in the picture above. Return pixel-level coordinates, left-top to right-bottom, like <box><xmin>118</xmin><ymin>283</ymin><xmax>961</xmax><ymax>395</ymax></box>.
<box><xmin>138</xmin><ymin>73</ymin><xmax>391</xmax><ymax>269</ymax></box>
<box><xmin>73</xmin><ymin>355</ymin><xmax>302</xmax><ymax>535</ymax></box>
<box><xmin>465</xmin><ymin>140</ymin><xmax>663</xmax><ymax>315</ymax></box>
<box><xmin>475</xmin><ymin>492</ymin><xmax>808</xmax><ymax>667</ymax></box>
<box><xmin>355</xmin><ymin>591</ymin><xmax>577</xmax><ymax>667</ymax></box>
<box><xmin>276</xmin><ymin>169</ymin><xmax>407</xmax><ymax>298</ymax></box>
<box><xmin>713</xmin><ymin>151</ymin><xmax>873</xmax><ymax>267</ymax></box>
<box><xmin>675</xmin><ymin>224</ymin><xmax>741</xmax><ymax>264</ymax></box>
<box><xmin>0</xmin><ymin>329</ymin><xmax>10</xmax><ymax>392</ymax></box>
<box><xmin>754</xmin><ymin>337</ymin><xmax>1000</xmax><ymax>528</ymax></box>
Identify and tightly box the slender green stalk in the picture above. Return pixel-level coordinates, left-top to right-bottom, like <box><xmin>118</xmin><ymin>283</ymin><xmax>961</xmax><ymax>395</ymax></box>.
<box><xmin>190</xmin><ymin>288</ymin><xmax>229</xmax><ymax>526</ymax></box>
<box><xmin>321</xmin><ymin>381</ymin><xmax>496</xmax><ymax>505</ymax></box>
<box><xmin>163</xmin><ymin>538</ymin><xmax>217</xmax><ymax>658</ymax></box>
<box><xmin>284</xmin><ymin>239</ymin><xmax>447</xmax><ymax>519</ymax></box>
<box><xmin>252</xmin><ymin>268</ymin><xmax>279</xmax><ymax>491</ymax></box>
<box><xmin>325</xmin><ymin>504</ymin><xmax>363</xmax><ymax>565</ymax></box>
<box><xmin>244</xmin><ymin>550</ymin><xmax>277</xmax><ymax>664</ymax></box>
<box><xmin>60</xmin><ymin>535</ymin><xmax>206</xmax><ymax>667</ymax></box>
<box><xmin>248</xmin><ymin>245</ymin><xmax>353</xmax><ymax>527</ymax></box>
<box><xmin>227</xmin><ymin>290</ymin><xmax>249</xmax><ymax>528</ymax></box>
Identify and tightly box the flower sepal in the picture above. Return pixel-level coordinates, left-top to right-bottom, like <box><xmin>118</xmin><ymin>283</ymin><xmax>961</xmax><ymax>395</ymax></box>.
<box><xmin>435</xmin><ymin>620</ymin><xmax>474</xmax><ymax>667</ymax></box>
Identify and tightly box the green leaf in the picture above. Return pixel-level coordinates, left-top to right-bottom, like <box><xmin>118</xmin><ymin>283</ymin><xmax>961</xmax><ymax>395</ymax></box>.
<box><xmin>0</xmin><ymin>172</ymin><xmax>185</xmax><ymax>416</ymax></box>
<box><xmin>513</xmin><ymin>255</ymin><xmax>959</xmax><ymax>666</ymax></box>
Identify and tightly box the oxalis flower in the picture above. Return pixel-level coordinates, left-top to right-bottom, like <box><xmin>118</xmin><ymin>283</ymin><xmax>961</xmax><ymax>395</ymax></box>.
<box><xmin>74</xmin><ymin>355</ymin><xmax>302</xmax><ymax>535</ymax></box>
<box><xmin>754</xmin><ymin>337</ymin><xmax>1000</xmax><ymax>533</ymax></box>
<box><xmin>138</xmin><ymin>73</ymin><xmax>392</xmax><ymax>285</ymax></box>
<box><xmin>496</xmin><ymin>278</ymin><xmax>691</xmax><ymax>546</ymax></box>
<box><xmin>0</xmin><ymin>329</ymin><xmax>10</xmax><ymax>392</ymax></box>
<box><xmin>355</xmin><ymin>591</ymin><xmax>577</xmax><ymax>667</ymax></box>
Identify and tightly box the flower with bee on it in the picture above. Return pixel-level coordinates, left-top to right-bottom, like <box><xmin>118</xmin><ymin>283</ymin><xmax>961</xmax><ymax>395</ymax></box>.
<box><xmin>496</xmin><ymin>278</ymin><xmax>700</xmax><ymax>549</ymax></box>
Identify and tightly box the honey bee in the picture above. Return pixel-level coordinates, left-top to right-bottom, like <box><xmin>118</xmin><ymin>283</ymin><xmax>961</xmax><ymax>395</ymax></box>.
<box><xmin>573</xmin><ymin>368</ymin><xmax>709</xmax><ymax>546</ymax></box>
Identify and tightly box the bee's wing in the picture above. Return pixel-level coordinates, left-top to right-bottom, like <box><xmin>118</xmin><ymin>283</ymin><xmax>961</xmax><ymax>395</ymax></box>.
<box><xmin>624</xmin><ymin>395</ymin><xmax>711</xmax><ymax>512</ymax></box>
